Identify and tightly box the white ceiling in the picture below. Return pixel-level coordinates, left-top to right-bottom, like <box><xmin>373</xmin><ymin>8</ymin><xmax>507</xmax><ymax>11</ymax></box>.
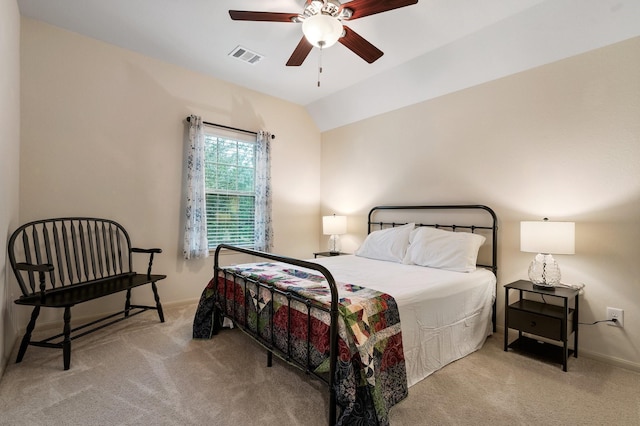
<box><xmin>17</xmin><ymin>0</ymin><xmax>640</xmax><ymax>131</ymax></box>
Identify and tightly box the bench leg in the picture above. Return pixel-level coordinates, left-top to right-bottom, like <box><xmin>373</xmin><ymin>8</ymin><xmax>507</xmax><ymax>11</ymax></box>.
<box><xmin>16</xmin><ymin>305</ymin><xmax>41</xmax><ymax>363</ymax></box>
<box><xmin>152</xmin><ymin>281</ymin><xmax>165</xmax><ymax>323</ymax></box>
<box><xmin>63</xmin><ymin>307</ymin><xmax>71</xmax><ymax>370</ymax></box>
<box><xmin>124</xmin><ymin>288</ymin><xmax>132</xmax><ymax>318</ymax></box>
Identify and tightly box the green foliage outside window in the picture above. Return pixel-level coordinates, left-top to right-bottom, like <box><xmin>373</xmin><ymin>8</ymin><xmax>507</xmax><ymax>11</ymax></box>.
<box><xmin>204</xmin><ymin>135</ymin><xmax>256</xmax><ymax>248</ymax></box>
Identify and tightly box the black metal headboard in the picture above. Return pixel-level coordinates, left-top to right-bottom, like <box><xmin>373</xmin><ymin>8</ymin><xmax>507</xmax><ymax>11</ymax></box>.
<box><xmin>367</xmin><ymin>204</ymin><xmax>498</xmax><ymax>274</ymax></box>
<box><xmin>368</xmin><ymin>204</ymin><xmax>498</xmax><ymax>331</ymax></box>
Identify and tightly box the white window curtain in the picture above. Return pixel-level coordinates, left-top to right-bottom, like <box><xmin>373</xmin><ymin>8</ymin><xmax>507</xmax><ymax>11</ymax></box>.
<box><xmin>183</xmin><ymin>115</ymin><xmax>209</xmax><ymax>259</ymax></box>
<box><xmin>183</xmin><ymin>118</ymin><xmax>273</xmax><ymax>258</ymax></box>
<box><xmin>254</xmin><ymin>130</ymin><xmax>273</xmax><ymax>252</ymax></box>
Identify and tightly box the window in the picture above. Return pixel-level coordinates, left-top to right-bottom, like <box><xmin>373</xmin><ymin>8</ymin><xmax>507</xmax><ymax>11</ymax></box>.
<box><xmin>204</xmin><ymin>133</ymin><xmax>256</xmax><ymax>248</ymax></box>
<box><xmin>183</xmin><ymin>115</ymin><xmax>271</xmax><ymax>259</ymax></box>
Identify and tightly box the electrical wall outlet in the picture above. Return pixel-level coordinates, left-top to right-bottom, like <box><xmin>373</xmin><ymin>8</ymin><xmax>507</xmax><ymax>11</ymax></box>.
<box><xmin>607</xmin><ymin>307</ymin><xmax>624</xmax><ymax>328</ymax></box>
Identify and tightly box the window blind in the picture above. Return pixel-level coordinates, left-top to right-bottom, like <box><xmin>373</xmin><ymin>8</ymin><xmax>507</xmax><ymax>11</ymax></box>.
<box><xmin>203</xmin><ymin>134</ymin><xmax>256</xmax><ymax>248</ymax></box>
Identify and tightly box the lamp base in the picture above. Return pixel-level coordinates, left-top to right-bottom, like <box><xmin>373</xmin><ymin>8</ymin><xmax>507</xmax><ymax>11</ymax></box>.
<box><xmin>528</xmin><ymin>253</ymin><xmax>561</xmax><ymax>287</ymax></box>
<box><xmin>328</xmin><ymin>234</ymin><xmax>341</xmax><ymax>254</ymax></box>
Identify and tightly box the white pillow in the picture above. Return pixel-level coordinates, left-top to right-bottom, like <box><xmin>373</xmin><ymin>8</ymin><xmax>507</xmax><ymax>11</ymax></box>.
<box><xmin>355</xmin><ymin>223</ymin><xmax>415</xmax><ymax>263</ymax></box>
<box><xmin>403</xmin><ymin>227</ymin><xmax>486</xmax><ymax>272</ymax></box>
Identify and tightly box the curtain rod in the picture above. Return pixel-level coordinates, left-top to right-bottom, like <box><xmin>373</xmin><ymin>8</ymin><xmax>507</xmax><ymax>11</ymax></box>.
<box><xmin>186</xmin><ymin>116</ymin><xmax>275</xmax><ymax>139</ymax></box>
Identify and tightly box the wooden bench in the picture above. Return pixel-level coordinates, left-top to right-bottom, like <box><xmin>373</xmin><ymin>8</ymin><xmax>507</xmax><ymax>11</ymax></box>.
<box><xmin>8</xmin><ymin>217</ymin><xmax>166</xmax><ymax>370</ymax></box>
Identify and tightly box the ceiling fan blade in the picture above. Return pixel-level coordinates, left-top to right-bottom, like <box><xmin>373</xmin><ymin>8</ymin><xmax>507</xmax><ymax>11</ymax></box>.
<box><xmin>338</xmin><ymin>26</ymin><xmax>383</xmax><ymax>64</ymax></box>
<box><xmin>286</xmin><ymin>37</ymin><xmax>314</xmax><ymax>66</ymax></box>
<box><xmin>341</xmin><ymin>0</ymin><xmax>418</xmax><ymax>20</ymax></box>
<box><xmin>229</xmin><ymin>10</ymin><xmax>299</xmax><ymax>22</ymax></box>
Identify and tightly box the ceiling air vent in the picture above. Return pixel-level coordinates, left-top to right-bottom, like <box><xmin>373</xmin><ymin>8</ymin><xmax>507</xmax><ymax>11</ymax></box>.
<box><xmin>229</xmin><ymin>46</ymin><xmax>263</xmax><ymax>65</ymax></box>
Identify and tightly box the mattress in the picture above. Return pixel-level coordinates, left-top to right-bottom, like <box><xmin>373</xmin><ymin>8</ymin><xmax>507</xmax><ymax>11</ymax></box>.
<box><xmin>309</xmin><ymin>255</ymin><xmax>496</xmax><ymax>387</ymax></box>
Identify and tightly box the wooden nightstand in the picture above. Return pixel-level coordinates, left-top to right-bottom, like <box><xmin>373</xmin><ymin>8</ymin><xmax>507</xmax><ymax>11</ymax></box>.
<box><xmin>504</xmin><ymin>280</ymin><xmax>579</xmax><ymax>371</ymax></box>
<box><xmin>313</xmin><ymin>251</ymin><xmax>348</xmax><ymax>258</ymax></box>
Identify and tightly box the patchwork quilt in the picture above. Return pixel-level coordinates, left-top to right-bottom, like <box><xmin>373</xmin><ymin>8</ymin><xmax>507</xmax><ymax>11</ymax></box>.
<box><xmin>193</xmin><ymin>262</ymin><xmax>408</xmax><ymax>426</ymax></box>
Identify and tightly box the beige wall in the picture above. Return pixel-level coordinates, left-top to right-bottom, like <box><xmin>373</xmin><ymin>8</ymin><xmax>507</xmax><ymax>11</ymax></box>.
<box><xmin>0</xmin><ymin>0</ymin><xmax>21</xmax><ymax>376</ymax></box>
<box><xmin>10</xmin><ymin>16</ymin><xmax>640</xmax><ymax>373</ymax></box>
<box><xmin>321</xmin><ymin>38</ymin><xmax>640</xmax><ymax>369</ymax></box>
<box><xmin>17</xmin><ymin>19</ymin><xmax>321</xmax><ymax>326</ymax></box>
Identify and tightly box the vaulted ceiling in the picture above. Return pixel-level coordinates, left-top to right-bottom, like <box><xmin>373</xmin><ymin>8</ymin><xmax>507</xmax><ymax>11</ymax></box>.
<box><xmin>17</xmin><ymin>0</ymin><xmax>640</xmax><ymax>131</ymax></box>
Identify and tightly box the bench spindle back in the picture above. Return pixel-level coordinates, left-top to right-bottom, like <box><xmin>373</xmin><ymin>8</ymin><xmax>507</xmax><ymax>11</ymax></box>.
<box><xmin>9</xmin><ymin>218</ymin><xmax>134</xmax><ymax>297</ymax></box>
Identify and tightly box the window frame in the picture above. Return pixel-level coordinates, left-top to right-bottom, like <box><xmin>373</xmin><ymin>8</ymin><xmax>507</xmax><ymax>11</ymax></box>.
<box><xmin>203</xmin><ymin>129</ymin><xmax>258</xmax><ymax>250</ymax></box>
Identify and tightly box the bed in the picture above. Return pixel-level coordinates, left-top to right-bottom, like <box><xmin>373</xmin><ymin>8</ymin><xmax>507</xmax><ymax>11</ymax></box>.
<box><xmin>193</xmin><ymin>205</ymin><xmax>498</xmax><ymax>426</ymax></box>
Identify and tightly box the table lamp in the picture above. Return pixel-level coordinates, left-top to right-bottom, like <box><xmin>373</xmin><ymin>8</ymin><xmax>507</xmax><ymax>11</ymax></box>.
<box><xmin>323</xmin><ymin>215</ymin><xmax>347</xmax><ymax>254</ymax></box>
<box><xmin>520</xmin><ymin>219</ymin><xmax>575</xmax><ymax>289</ymax></box>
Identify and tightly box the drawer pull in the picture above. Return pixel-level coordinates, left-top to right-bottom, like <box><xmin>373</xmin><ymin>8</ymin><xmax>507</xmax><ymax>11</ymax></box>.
<box><xmin>530</xmin><ymin>321</ymin><xmax>536</xmax><ymax>327</ymax></box>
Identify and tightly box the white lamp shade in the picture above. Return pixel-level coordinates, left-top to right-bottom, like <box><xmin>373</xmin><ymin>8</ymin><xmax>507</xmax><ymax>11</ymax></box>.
<box><xmin>302</xmin><ymin>14</ymin><xmax>343</xmax><ymax>48</ymax></box>
<box><xmin>323</xmin><ymin>215</ymin><xmax>347</xmax><ymax>235</ymax></box>
<box><xmin>520</xmin><ymin>221</ymin><xmax>575</xmax><ymax>255</ymax></box>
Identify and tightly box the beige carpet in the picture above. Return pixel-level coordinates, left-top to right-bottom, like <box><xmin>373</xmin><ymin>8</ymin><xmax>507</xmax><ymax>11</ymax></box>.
<box><xmin>0</xmin><ymin>302</ymin><xmax>638</xmax><ymax>425</ymax></box>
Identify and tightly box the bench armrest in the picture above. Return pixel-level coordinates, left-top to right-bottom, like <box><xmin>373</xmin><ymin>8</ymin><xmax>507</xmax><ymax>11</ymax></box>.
<box><xmin>131</xmin><ymin>248</ymin><xmax>162</xmax><ymax>254</ymax></box>
<box><xmin>16</xmin><ymin>263</ymin><xmax>55</xmax><ymax>273</ymax></box>
<box><xmin>131</xmin><ymin>248</ymin><xmax>162</xmax><ymax>277</ymax></box>
<box><xmin>15</xmin><ymin>263</ymin><xmax>54</xmax><ymax>298</ymax></box>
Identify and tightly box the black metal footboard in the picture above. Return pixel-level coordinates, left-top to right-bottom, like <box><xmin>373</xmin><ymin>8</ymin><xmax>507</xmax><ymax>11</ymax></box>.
<box><xmin>213</xmin><ymin>244</ymin><xmax>339</xmax><ymax>426</ymax></box>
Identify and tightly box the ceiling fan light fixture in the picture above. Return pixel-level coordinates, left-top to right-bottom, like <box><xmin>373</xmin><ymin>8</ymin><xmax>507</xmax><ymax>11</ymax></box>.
<box><xmin>321</xmin><ymin>0</ymin><xmax>341</xmax><ymax>16</ymax></box>
<box><xmin>339</xmin><ymin>8</ymin><xmax>353</xmax><ymax>20</ymax></box>
<box><xmin>305</xmin><ymin>0</ymin><xmax>325</xmax><ymax>17</ymax></box>
<box><xmin>302</xmin><ymin>14</ymin><xmax>343</xmax><ymax>48</ymax></box>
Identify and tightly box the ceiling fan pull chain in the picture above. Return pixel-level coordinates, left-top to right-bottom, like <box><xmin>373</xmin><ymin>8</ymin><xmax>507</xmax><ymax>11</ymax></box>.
<box><xmin>317</xmin><ymin>43</ymin><xmax>324</xmax><ymax>87</ymax></box>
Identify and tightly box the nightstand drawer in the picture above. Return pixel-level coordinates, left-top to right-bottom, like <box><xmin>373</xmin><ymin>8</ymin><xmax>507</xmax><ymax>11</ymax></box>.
<box><xmin>507</xmin><ymin>308</ymin><xmax>563</xmax><ymax>340</ymax></box>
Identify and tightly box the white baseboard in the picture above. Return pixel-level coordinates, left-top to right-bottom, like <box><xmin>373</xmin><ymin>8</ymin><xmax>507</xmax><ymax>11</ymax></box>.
<box><xmin>13</xmin><ymin>307</ymin><xmax>640</xmax><ymax>374</ymax></box>
<box><xmin>14</xmin><ymin>298</ymin><xmax>200</xmax><ymax>335</ymax></box>
<box><xmin>579</xmin><ymin>349</ymin><xmax>640</xmax><ymax>372</ymax></box>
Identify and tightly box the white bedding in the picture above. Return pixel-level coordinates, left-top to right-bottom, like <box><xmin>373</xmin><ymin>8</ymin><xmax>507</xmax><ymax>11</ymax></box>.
<box><xmin>309</xmin><ymin>255</ymin><xmax>496</xmax><ymax>387</ymax></box>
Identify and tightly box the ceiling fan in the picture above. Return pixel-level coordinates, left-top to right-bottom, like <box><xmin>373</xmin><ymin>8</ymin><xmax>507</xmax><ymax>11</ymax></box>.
<box><xmin>229</xmin><ymin>0</ymin><xmax>419</xmax><ymax>66</ymax></box>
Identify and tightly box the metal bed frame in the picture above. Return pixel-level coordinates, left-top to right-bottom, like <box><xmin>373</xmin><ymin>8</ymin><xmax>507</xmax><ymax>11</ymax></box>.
<box><xmin>213</xmin><ymin>244</ymin><xmax>340</xmax><ymax>423</ymax></box>
<box><xmin>212</xmin><ymin>204</ymin><xmax>498</xmax><ymax>426</ymax></box>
